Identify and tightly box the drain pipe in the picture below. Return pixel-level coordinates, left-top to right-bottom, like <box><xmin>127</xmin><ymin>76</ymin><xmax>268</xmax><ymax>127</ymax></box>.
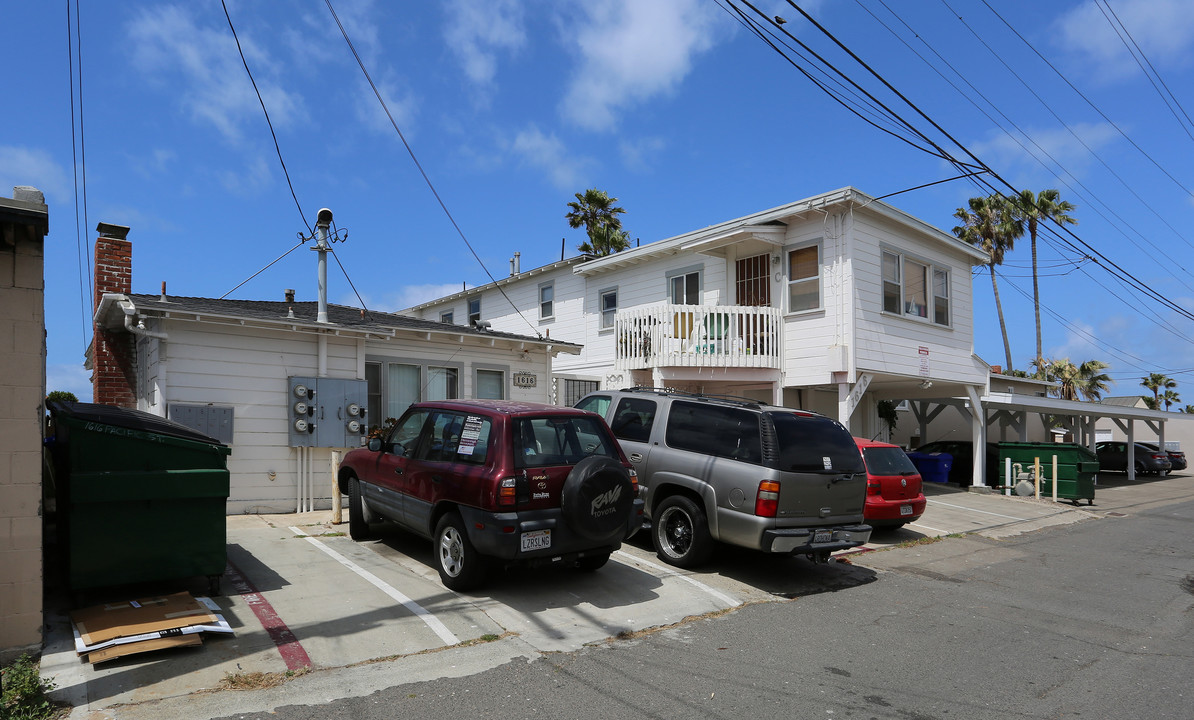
<box><xmin>314</xmin><ymin>208</ymin><xmax>332</xmax><ymax>324</ymax></box>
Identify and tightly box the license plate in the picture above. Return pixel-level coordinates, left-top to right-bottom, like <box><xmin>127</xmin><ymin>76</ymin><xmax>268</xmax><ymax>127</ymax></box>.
<box><xmin>900</xmin><ymin>504</ymin><xmax>913</xmax><ymax>516</ymax></box>
<box><xmin>812</xmin><ymin>530</ymin><xmax>832</xmax><ymax>544</ymax></box>
<box><xmin>521</xmin><ymin>529</ymin><xmax>551</xmax><ymax>552</ymax></box>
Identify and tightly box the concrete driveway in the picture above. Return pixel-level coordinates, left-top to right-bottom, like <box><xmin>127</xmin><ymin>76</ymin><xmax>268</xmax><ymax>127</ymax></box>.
<box><xmin>42</xmin><ymin>475</ymin><xmax>1161</xmax><ymax>719</ymax></box>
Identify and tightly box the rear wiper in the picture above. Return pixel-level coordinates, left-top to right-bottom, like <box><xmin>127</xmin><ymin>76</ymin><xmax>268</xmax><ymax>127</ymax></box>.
<box><xmin>830</xmin><ymin>473</ymin><xmax>860</xmax><ymax>484</ymax></box>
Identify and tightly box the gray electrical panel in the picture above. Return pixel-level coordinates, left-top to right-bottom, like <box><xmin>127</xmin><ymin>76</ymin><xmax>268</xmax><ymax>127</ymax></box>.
<box><xmin>168</xmin><ymin>403</ymin><xmax>235</xmax><ymax>445</ymax></box>
<box><xmin>287</xmin><ymin>376</ymin><xmax>368</xmax><ymax>448</ymax></box>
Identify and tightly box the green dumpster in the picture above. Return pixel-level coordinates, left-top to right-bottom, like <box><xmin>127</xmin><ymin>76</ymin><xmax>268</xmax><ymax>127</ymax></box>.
<box><xmin>47</xmin><ymin>402</ymin><xmax>231</xmax><ymax>593</ymax></box>
<box><xmin>996</xmin><ymin>442</ymin><xmax>1098</xmax><ymax>505</ymax></box>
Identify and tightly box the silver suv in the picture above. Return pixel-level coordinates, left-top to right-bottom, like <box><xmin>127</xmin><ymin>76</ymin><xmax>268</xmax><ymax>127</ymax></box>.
<box><xmin>576</xmin><ymin>388</ymin><xmax>871</xmax><ymax>567</ymax></box>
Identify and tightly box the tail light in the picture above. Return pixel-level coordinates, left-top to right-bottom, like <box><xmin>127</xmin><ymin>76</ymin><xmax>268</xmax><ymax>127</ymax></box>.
<box><xmin>755</xmin><ymin>480</ymin><xmax>780</xmax><ymax>517</ymax></box>
<box><xmin>1151</xmin><ymin>453</ymin><xmax>1167</xmax><ymax>461</ymax></box>
<box><xmin>497</xmin><ymin>477</ymin><xmax>517</xmax><ymax>507</ymax></box>
<box><xmin>629</xmin><ymin>468</ymin><xmax>639</xmax><ymax>493</ymax></box>
<box><xmin>867</xmin><ymin>480</ymin><xmax>881</xmax><ymax>496</ymax></box>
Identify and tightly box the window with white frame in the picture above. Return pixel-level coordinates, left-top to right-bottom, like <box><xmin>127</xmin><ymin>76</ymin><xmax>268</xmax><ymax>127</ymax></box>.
<box><xmin>468</xmin><ymin>296</ymin><xmax>481</xmax><ymax>325</ymax></box>
<box><xmin>600</xmin><ymin>288</ymin><xmax>617</xmax><ymax>329</ymax></box>
<box><xmin>539</xmin><ymin>282</ymin><xmax>554</xmax><ymax>320</ymax></box>
<box><xmin>667</xmin><ymin>266</ymin><xmax>701</xmax><ymax>305</ymax></box>
<box><xmin>881</xmin><ymin>249</ymin><xmax>950</xmax><ymax>325</ymax></box>
<box><xmin>366</xmin><ymin>359</ymin><xmax>462</xmax><ymax>427</ymax></box>
<box><xmin>787</xmin><ymin>244</ymin><xmax>820</xmax><ymax>312</ymax></box>
<box><xmin>476</xmin><ymin>369</ymin><xmax>505</xmax><ymax>399</ymax></box>
<box><xmin>440</xmin><ymin>310</ymin><xmax>453</xmax><ymax>324</ymax></box>
<box><xmin>932</xmin><ymin>267</ymin><xmax>949</xmax><ymax>326</ymax></box>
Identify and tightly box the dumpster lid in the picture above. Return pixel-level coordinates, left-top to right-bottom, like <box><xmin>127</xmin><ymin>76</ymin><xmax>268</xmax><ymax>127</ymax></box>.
<box><xmin>48</xmin><ymin>401</ymin><xmax>227</xmax><ymax>446</ymax></box>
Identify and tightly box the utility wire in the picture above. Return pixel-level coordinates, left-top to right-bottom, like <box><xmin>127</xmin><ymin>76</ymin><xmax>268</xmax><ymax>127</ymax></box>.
<box><xmin>726</xmin><ymin>1</ymin><xmax>1194</xmax><ymax>331</ymax></box>
<box><xmin>219</xmin><ymin>0</ymin><xmax>311</xmax><ymax>235</ymax></box>
<box><xmin>1095</xmin><ymin>0</ymin><xmax>1194</xmax><ymax>142</ymax></box>
<box><xmin>322</xmin><ymin>0</ymin><xmax>542</xmax><ymax>338</ymax></box>
<box><xmin>66</xmin><ymin>0</ymin><xmax>89</xmax><ymax>351</ymax></box>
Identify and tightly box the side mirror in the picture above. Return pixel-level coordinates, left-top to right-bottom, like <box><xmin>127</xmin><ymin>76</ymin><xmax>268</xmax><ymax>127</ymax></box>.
<box><xmin>368</xmin><ymin>437</ymin><xmax>383</xmax><ymax>452</ymax></box>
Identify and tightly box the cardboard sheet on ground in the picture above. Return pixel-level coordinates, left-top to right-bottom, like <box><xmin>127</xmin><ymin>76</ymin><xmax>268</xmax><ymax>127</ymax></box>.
<box><xmin>70</xmin><ymin>593</ymin><xmax>233</xmax><ymax>662</ymax></box>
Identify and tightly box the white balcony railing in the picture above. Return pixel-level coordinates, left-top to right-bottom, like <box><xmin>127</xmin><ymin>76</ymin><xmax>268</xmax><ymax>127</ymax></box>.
<box><xmin>614</xmin><ymin>303</ymin><xmax>782</xmax><ymax>370</ymax></box>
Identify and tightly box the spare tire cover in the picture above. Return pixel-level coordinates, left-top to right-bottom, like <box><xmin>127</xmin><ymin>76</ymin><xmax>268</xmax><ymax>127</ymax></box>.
<box><xmin>561</xmin><ymin>455</ymin><xmax>634</xmax><ymax>542</ymax></box>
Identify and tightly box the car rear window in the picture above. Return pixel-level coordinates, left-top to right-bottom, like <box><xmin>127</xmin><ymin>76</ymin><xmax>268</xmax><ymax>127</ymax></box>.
<box><xmin>862</xmin><ymin>446</ymin><xmax>919</xmax><ymax>476</ymax></box>
<box><xmin>665</xmin><ymin>401</ymin><xmax>762</xmax><ymax>464</ymax></box>
<box><xmin>514</xmin><ymin>415</ymin><xmax>620</xmax><ymax>469</ymax></box>
<box><xmin>768</xmin><ymin>412</ymin><xmax>864</xmax><ymax>474</ymax></box>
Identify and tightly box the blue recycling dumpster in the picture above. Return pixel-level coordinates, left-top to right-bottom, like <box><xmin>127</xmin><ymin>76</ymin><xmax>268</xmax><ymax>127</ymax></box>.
<box><xmin>906</xmin><ymin>451</ymin><xmax>954</xmax><ymax>483</ymax></box>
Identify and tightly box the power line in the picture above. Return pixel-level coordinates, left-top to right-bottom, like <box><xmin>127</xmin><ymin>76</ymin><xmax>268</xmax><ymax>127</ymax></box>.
<box><xmin>219</xmin><ymin>0</ymin><xmax>310</xmax><ymax>235</ymax></box>
<box><xmin>322</xmin><ymin>0</ymin><xmax>542</xmax><ymax>338</ymax></box>
<box><xmin>735</xmin><ymin>1</ymin><xmax>1194</xmax><ymax>327</ymax></box>
<box><xmin>66</xmin><ymin>0</ymin><xmax>90</xmax><ymax>353</ymax></box>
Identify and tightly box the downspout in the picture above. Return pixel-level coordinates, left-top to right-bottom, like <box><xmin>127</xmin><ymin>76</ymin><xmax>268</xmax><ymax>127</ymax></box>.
<box><xmin>120</xmin><ymin>303</ymin><xmax>169</xmax><ymax>416</ymax></box>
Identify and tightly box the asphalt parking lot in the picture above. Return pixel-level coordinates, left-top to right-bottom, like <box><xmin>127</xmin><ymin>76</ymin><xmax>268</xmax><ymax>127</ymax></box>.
<box><xmin>43</xmin><ymin>474</ymin><xmax>1183</xmax><ymax>719</ymax></box>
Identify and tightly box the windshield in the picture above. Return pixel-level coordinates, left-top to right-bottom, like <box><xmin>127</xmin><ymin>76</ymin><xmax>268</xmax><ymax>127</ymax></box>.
<box><xmin>862</xmin><ymin>446</ymin><xmax>919</xmax><ymax>476</ymax></box>
<box><xmin>768</xmin><ymin>412</ymin><xmax>864</xmax><ymax>474</ymax></box>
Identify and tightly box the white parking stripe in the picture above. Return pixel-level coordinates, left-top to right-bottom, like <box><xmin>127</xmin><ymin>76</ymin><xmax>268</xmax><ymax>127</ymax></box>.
<box><xmin>925</xmin><ymin>499</ymin><xmax>1028</xmax><ymax>521</ymax></box>
<box><xmin>289</xmin><ymin>527</ymin><xmax>459</xmax><ymax>645</ymax></box>
<box><xmin>614</xmin><ymin>550</ymin><xmax>741</xmax><ymax>608</ymax></box>
<box><xmin>904</xmin><ymin>521</ymin><xmax>953</xmax><ymax>534</ymax></box>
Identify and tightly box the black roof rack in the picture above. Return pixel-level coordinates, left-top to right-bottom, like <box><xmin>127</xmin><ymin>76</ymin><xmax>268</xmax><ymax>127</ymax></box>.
<box><xmin>621</xmin><ymin>386</ymin><xmax>765</xmax><ymax>409</ymax></box>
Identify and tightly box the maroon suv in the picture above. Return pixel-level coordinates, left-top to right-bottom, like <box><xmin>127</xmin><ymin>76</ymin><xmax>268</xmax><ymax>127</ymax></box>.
<box><xmin>338</xmin><ymin>399</ymin><xmax>643</xmax><ymax>591</ymax></box>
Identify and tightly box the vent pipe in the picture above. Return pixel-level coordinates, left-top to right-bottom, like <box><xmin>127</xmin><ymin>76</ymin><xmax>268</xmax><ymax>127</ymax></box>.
<box><xmin>314</xmin><ymin>208</ymin><xmax>332</xmax><ymax>323</ymax></box>
<box><xmin>510</xmin><ymin>251</ymin><xmax>521</xmax><ymax>276</ymax></box>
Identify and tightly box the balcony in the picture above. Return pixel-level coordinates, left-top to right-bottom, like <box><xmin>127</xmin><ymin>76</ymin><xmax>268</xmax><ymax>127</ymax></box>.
<box><xmin>614</xmin><ymin>303</ymin><xmax>782</xmax><ymax>371</ymax></box>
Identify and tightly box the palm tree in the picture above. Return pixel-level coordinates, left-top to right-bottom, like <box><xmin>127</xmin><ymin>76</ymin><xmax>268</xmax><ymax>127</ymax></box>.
<box><xmin>1181</xmin><ymin>405</ymin><xmax>1194</xmax><ymax>413</ymax></box>
<box><xmin>566</xmin><ymin>189</ymin><xmax>627</xmax><ymax>256</ymax></box>
<box><xmin>1036</xmin><ymin>357</ymin><xmax>1110</xmax><ymax>401</ymax></box>
<box><xmin>1141</xmin><ymin>372</ymin><xmax>1176</xmax><ymax>408</ymax></box>
<box><xmin>954</xmin><ymin>195</ymin><xmax>1023</xmax><ymax>371</ymax></box>
<box><xmin>1162</xmin><ymin>388</ymin><xmax>1181</xmax><ymax>411</ymax></box>
<box><xmin>1010</xmin><ymin>189</ymin><xmax>1077</xmax><ymax>369</ymax></box>
<box><xmin>577</xmin><ymin>223</ymin><xmax>630</xmax><ymax>256</ymax></box>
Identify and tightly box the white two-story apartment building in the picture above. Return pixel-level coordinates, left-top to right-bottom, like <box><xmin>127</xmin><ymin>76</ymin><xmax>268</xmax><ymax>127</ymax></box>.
<box><xmin>408</xmin><ymin>187</ymin><xmax>991</xmax><ymax>443</ymax></box>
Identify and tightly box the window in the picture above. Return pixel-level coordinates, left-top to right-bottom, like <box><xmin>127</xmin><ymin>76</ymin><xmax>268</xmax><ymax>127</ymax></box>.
<box><xmin>610</xmin><ymin>398</ymin><xmax>658</xmax><ymax>443</ymax></box>
<box><xmin>600</xmin><ymin>288</ymin><xmax>617</xmax><ymax>329</ymax></box>
<box><xmin>367</xmin><ymin>359</ymin><xmax>462</xmax><ymax>427</ymax></box>
<box><xmin>562</xmin><ymin>379</ymin><xmax>600</xmax><ymax>406</ymax></box>
<box><xmin>882</xmin><ymin>252</ymin><xmax>901</xmax><ymax>314</ymax></box>
<box><xmin>468</xmin><ymin>296</ymin><xmax>481</xmax><ymax>325</ymax></box>
<box><xmin>574</xmin><ymin>394</ymin><xmax>611</xmax><ymax>417</ymax></box>
<box><xmin>539</xmin><ymin>282</ymin><xmax>554</xmax><ymax>320</ymax></box>
<box><xmin>387</xmin><ymin>363</ymin><xmax>420</xmax><ymax>419</ymax></box>
<box><xmin>665</xmin><ymin>401</ymin><xmax>761</xmax><ymax>464</ymax></box>
<box><xmin>787</xmin><ymin>245</ymin><xmax>820</xmax><ymax>312</ymax></box>
<box><xmin>904</xmin><ymin>258</ymin><xmax>927</xmax><ymax>318</ymax></box>
<box><xmin>666</xmin><ymin>266</ymin><xmax>702</xmax><ymax>304</ymax></box>
<box><xmin>736</xmin><ymin>254</ymin><xmax>771</xmax><ymax>307</ymax></box>
<box><xmin>427</xmin><ymin>367</ymin><xmax>459</xmax><ymax>401</ymax></box>
<box><xmin>477</xmin><ymin>369</ymin><xmax>504</xmax><ymax>399</ymax></box>
<box><xmin>881</xmin><ymin>249</ymin><xmax>950</xmax><ymax>326</ymax></box>
<box><xmin>417</xmin><ymin>411</ymin><xmax>491</xmax><ymax>465</ymax></box>
<box><xmin>514</xmin><ymin>415</ymin><xmax>620</xmax><ymax>469</ymax></box>
<box><xmin>387</xmin><ymin>408</ymin><xmax>430</xmax><ymax>458</ymax></box>
<box><xmin>440</xmin><ymin>310</ymin><xmax>454</xmax><ymax>324</ymax></box>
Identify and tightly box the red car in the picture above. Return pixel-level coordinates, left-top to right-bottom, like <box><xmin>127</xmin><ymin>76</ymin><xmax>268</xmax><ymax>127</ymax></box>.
<box><xmin>853</xmin><ymin>438</ymin><xmax>926</xmax><ymax>529</ymax></box>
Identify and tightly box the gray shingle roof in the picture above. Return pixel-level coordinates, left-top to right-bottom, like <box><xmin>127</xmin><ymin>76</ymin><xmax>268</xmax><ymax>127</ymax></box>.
<box><xmin>127</xmin><ymin>294</ymin><xmax>574</xmax><ymax>348</ymax></box>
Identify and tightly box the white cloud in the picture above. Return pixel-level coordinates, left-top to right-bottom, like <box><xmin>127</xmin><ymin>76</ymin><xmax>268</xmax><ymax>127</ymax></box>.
<box><xmin>1056</xmin><ymin>0</ymin><xmax>1194</xmax><ymax>82</ymax></box>
<box><xmin>127</xmin><ymin>5</ymin><xmax>306</xmax><ymax>143</ymax></box>
<box><xmin>352</xmin><ymin>75</ymin><xmax>417</xmax><ymax>136</ymax></box>
<box><xmin>559</xmin><ymin>0</ymin><xmax>722</xmax><ymax>131</ymax></box>
<box><xmin>969</xmin><ymin>122</ymin><xmax>1120</xmax><ymax>185</ymax></box>
<box><xmin>511</xmin><ymin>125</ymin><xmax>589</xmax><ymax>189</ymax></box>
<box><xmin>0</xmin><ymin>146</ymin><xmax>70</xmax><ymax>202</ymax></box>
<box><xmin>443</xmin><ymin>0</ymin><xmax>527</xmax><ymax>87</ymax></box>
<box><xmin>219</xmin><ymin>155</ymin><xmax>274</xmax><ymax>195</ymax></box>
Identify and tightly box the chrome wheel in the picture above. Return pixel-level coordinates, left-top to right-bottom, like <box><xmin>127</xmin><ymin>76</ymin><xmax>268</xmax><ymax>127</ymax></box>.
<box><xmin>438</xmin><ymin>525</ymin><xmax>465</xmax><ymax>578</ymax></box>
<box><xmin>659</xmin><ymin>505</ymin><xmax>693</xmax><ymax>557</ymax></box>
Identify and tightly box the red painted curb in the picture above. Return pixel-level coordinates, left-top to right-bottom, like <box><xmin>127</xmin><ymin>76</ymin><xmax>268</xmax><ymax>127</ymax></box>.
<box><xmin>225</xmin><ymin>561</ymin><xmax>313</xmax><ymax>671</ymax></box>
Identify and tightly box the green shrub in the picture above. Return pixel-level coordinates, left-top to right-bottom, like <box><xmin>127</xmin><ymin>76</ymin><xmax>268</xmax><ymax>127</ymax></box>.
<box><xmin>1</xmin><ymin>654</ymin><xmax>61</xmax><ymax>720</ymax></box>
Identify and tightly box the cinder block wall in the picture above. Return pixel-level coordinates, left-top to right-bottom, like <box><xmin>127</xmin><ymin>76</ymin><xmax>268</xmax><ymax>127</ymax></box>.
<box><xmin>0</xmin><ymin>187</ymin><xmax>49</xmax><ymax>663</ymax></box>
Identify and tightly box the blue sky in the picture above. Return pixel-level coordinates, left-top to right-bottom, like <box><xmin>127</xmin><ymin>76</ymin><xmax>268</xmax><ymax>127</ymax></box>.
<box><xmin>5</xmin><ymin>0</ymin><xmax>1194</xmax><ymax>404</ymax></box>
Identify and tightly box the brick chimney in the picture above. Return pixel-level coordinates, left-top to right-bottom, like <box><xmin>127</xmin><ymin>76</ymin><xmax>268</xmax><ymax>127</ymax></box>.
<box><xmin>91</xmin><ymin>223</ymin><xmax>136</xmax><ymax>407</ymax></box>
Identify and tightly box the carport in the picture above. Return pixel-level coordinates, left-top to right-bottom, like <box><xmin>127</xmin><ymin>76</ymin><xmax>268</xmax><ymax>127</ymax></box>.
<box><xmin>903</xmin><ymin>391</ymin><xmax>1192</xmax><ymax>486</ymax></box>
